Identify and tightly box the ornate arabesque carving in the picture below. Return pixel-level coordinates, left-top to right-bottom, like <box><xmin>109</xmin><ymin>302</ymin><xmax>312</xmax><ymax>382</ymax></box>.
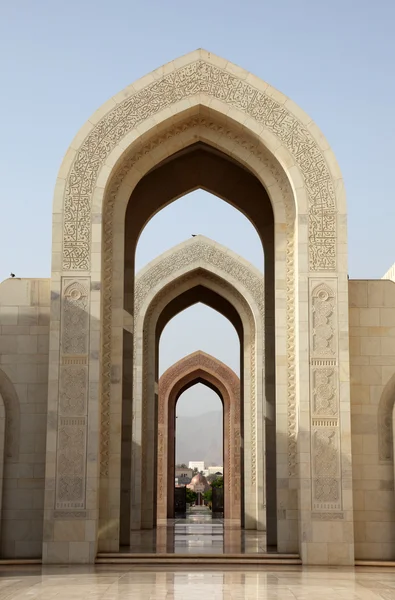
<box><xmin>135</xmin><ymin>239</ymin><xmax>264</xmax><ymax>317</ymax></box>
<box><xmin>62</xmin><ymin>59</ymin><xmax>336</xmax><ymax>272</ymax></box>
<box><xmin>310</xmin><ymin>281</ymin><xmax>341</xmax><ymax>510</ymax></box>
<box><xmin>56</xmin><ymin>417</ymin><xmax>86</xmax><ymax>507</ymax></box>
<box><xmin>56</xmin><ymin>278</ymin><xmax>90</xmax><ymax>509</ymax></box>
<box><xmin>312</xmin><ymin>284</ymin><xmax>336</xmax><ymax>357</ymax></box>
<box><xmin>59</xmin><ymin>366</ymin><xmax>87</xmax><ymax>415</ymax></box>
<box><xmin>312</xmin><ymin>369</ymin><xmax>337</xmax><ymax>417</ymax></box>
<box><xmin>62</xmin><ymin>282</ymin><xmax>89</xmax><ymax>355</ymax></box>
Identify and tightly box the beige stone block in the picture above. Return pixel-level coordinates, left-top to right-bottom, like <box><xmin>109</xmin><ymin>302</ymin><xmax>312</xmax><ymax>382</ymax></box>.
<box><xmin>306</xmin><ymin>542</ymin><xmax>328</xmax><ymax>564</ymax></box>
<box><xmin>360</xmin><ymin>337</ymin><xmax>381</xmax><ymax>356</ymax></box>
<box><xmin>0</xmin><ymin>336</ymin><xmax>17</xmax><ymax>353</ymax></box>
<box><xmin>349</xmin><ymin>281</ymin><xmax>367</xmax><ymax>307</ymax></box>
<box><xmin>54</xmin><ymin>520</ymin><xmax>85</xmax><ymax>542</ymax></box>
<box><xmin>17</xmin><ymin>335</ymin><xmax>38</xmax><ymax>354</ymax></box>
<box><xmin>381</xmin><ymin>337</ymin><xmax>395</xmax><ymax>356</ymax></box>
<box><xmin>365</xmin><ymin>521</ymin><xmax>395</xmax><ymax>543</ymax></box>
<box><xmin>0</xmin><ymin>279</ymin><xmax>31</xmax><ymax>307</ymax></box>
<box><xmin>362</xmin><ymin>434</ymin><xmax>378</xmax><ymax>456</ymax></box>
<box><xmin>349</xmin><ymin>308</ymin><xmax>359</xmax><ymax>326</ymax></box>
<box><xmin>18</xmin><ymin>307</ymin><xmax>38</xmax><ymax>326</ymax></box>
<box><xmin>0</xmin><ymin>306</ymin><xmax>18</xmax><ymax>325</ymax></box>
<box><xmin>43</xmin><ymin>541</ymin><xmax>69</xmax><ymax>563</ymax></box>
<box><xmin>365</xmin><ymin>490</ymin><xmax>394</xmax><ymax>511</ymax></box>
<box><xmin>380</xmin><ymin>308</ymin><xmax>395</xmax><ymax>326</ymax></box>
<box><xmin>349</xmin><ymin>336</ymin><xmax>360</xmax><ymax>357</ymax></box>
<box><xmin>327</xmin><ymin>542</ymin><xmax>353</xmax><ymax>565</ymax></box>
<box><xmin>351</xmin><ymin>414</ymin><xmax>377</xmax><ymax>434</ymax></box>
<box><xmin>360</xmin><ymin>308</ymin><xmax>380</xmax><ymax>327</ymax></box>
<box><xmin>69</xmin><ymin>541</ymin><xmax>91</xmax><ymax>563</ymax></box>
<box><xmin>360</xmin><ymin>366</ymin><xmax>382</xmax><ymax>386</ymax></box>
<box><xmin>350</xmin><ymin>384</ymin><xmax>369</xmax><ymax>404</ymax></box>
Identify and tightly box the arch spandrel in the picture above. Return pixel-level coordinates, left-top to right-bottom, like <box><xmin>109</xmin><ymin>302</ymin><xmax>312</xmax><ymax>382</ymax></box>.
<box><xmin>56</xmin><ymin>49</ymin><xmax>345</xmax><ymax>274</ymax></box>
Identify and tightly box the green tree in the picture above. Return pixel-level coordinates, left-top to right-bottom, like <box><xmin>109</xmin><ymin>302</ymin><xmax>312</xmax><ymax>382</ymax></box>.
<box><xmin>176</xmin><ymin>463</ymin><xmax>188</xmax><ymax>469</ymax></box>
<box><xmin>203</xmin><ymin>488</ymin><xmax>212</xmax><ymax>503</ymax></box>
<box><xmin>211</xmin><ymin>476</ymin><xmax>224</xmax><ymax>488</ymax></box>
<box><xmin>186</xmin><ymin>489</ymin><xmax>197</xmax><ymax>504</ymax></box>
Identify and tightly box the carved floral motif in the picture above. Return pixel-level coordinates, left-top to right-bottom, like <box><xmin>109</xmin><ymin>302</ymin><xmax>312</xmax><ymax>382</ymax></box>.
<box><xmin>59</xmin><ymin>366</ymin><xmax>87</xmax><ymax>415</ymax></box>
<box><xmin>62</xmin><ymin>282</ymin><xmax>89</xmax><ymax>355</ymax></box>
<box><xmin>56</xmin><ymin>418</ymin><xmax>86</xmax><ymax>507</ymax></box>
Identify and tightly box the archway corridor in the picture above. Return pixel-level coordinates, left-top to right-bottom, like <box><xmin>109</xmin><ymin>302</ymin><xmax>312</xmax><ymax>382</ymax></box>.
<box><xmin>45</xmin><ymin>49</ymin><xmax>352</xmax><ymax>567</ymax></box>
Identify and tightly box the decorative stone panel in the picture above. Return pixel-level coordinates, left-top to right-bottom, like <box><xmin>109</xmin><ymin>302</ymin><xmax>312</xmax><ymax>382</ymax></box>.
<box><xmin>55</xmin><ymin>278</ymin><xmax>90</xmax><ymax>510</ymax></box>
<box><xmin>310</xmin><ymin>281</ymin><xmax>342</xmax><ymax>511</ymax></box>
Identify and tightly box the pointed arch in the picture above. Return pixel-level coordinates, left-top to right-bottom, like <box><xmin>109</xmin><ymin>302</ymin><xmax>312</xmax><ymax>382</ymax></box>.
<box><xmin>46</xmin><ymin>49</ymin><xmax>352</xmax><ymax>565</ymax></box>
<box><xmin>158</xmin><ymin>351</ymin><xmax>241</xmax><ymax>525</ymax></box>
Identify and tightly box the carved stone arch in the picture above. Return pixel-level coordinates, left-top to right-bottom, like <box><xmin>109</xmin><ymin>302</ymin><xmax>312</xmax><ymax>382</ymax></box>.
<box><xmin>115</xmin><ymin>240</ymin><xmax>267</xmax><ymax>541</ymax></box>
<box><xmin>47</xmin><ymin>49</ymin><xmax>353</xmax><ymax>565</ymax></box>
<box><xmin>125</xmin><ymin>237</ymin><xmax>265</xmax><ymax>533</ymax></box>
<box><xmin>378</xmin><ymin>372</ymin><xmax>395</xmax><ymax>462</ymax></box>
<box><xmin>56</xmin><ymin>49</ymin><xmax>346</xmax><ymax>274</ymax></box>
<box><xmin>158</xmin><ymin>351</ymin><xmax>241</xmax><ymax>526</ymax></box>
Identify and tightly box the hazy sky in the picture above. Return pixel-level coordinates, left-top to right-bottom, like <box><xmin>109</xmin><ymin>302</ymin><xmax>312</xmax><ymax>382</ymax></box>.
<box><xmin>1</xmin><ymin>1</ymin><xmax>395</xmax><ymax>420</ymax></box>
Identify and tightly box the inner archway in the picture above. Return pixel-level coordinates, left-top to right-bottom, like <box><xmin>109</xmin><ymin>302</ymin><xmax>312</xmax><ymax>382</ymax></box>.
<box><xmin>175</xmin><ymin>383</ymin><xmax>223</xmax><ymax>474</ymax></box>
<box><xmin>157</xmin><ymin>351</ymin><xmax>241</xmax><ymax>526</ymax></box>
<box><xmin>125</xmin><ymin>236</ymin><xmax>268</xmax><ymax>544</ymax></box>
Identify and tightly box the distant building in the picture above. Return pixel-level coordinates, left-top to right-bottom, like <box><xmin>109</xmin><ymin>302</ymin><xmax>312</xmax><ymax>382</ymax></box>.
<box><xmin>188</xmin><ymin>461</ymin><xmax>205</xmax><ymax>472</ymax></box>
<box><xmin>175</xmin><ymin>467</ymin><xmax>193</xmax><ymax>480</ymax></box>
<box><xmin>208</xmin><ymin>466</ymin><xmax>223</xmax><ymax>475</ymax></box>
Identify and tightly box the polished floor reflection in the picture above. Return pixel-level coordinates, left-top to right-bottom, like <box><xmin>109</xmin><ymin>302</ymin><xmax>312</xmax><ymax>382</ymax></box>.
<box><xmin>2</xmin><ymin>565</ymin><xmax>395</xmax><ymax>599</ymax></box>
<box><xmin>123</xmin><ymin>507</ymin><xmax>268</xmax><ymax>554</ymax></box>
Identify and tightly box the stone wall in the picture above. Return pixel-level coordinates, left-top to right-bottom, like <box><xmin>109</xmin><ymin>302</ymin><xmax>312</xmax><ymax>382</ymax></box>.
<box><xmin>0</xmin><ymin>278</ymin><xmax>50</xmax><ymax>557</ymax></box>
<box><xmin>349</xmin><ymin>279</ymin><xmax>395</xmax><ymax>560</ymax></box>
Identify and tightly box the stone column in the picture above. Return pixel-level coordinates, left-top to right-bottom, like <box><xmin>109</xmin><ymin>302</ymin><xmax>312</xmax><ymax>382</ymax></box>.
<box><xmin>43</xmin><ymin>277</ymin><xmax>98</xmax><ymax>563</ymax></box>
<box><xmin>299</xmin><ymin>276</ymin><xmax>354</xmax><ymax>565</ymax></box>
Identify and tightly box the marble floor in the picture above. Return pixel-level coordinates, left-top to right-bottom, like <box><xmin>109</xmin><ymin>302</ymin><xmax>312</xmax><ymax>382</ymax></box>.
<box><xmin>2</xmin><ymin>565</ymin><xmax>395</xmax><ymax>599</ymax></box>
<box><xmin>123</xmin><ymin>507</ymin><xmax>268</xmax><ymax>554</ymax></box>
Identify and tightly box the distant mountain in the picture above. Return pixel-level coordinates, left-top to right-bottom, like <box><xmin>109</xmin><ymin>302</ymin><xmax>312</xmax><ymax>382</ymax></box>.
<box><xmin>176</xmin><ymin>410</ymin><xmax>223</xmax><ymax>466</ymax></box>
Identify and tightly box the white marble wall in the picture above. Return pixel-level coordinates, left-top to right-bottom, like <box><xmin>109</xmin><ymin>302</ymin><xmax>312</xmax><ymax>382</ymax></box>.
<box><xmin>0</xmin><ymin>278</ymin><xmax>50</xmax><ymax>558</ymax></box>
